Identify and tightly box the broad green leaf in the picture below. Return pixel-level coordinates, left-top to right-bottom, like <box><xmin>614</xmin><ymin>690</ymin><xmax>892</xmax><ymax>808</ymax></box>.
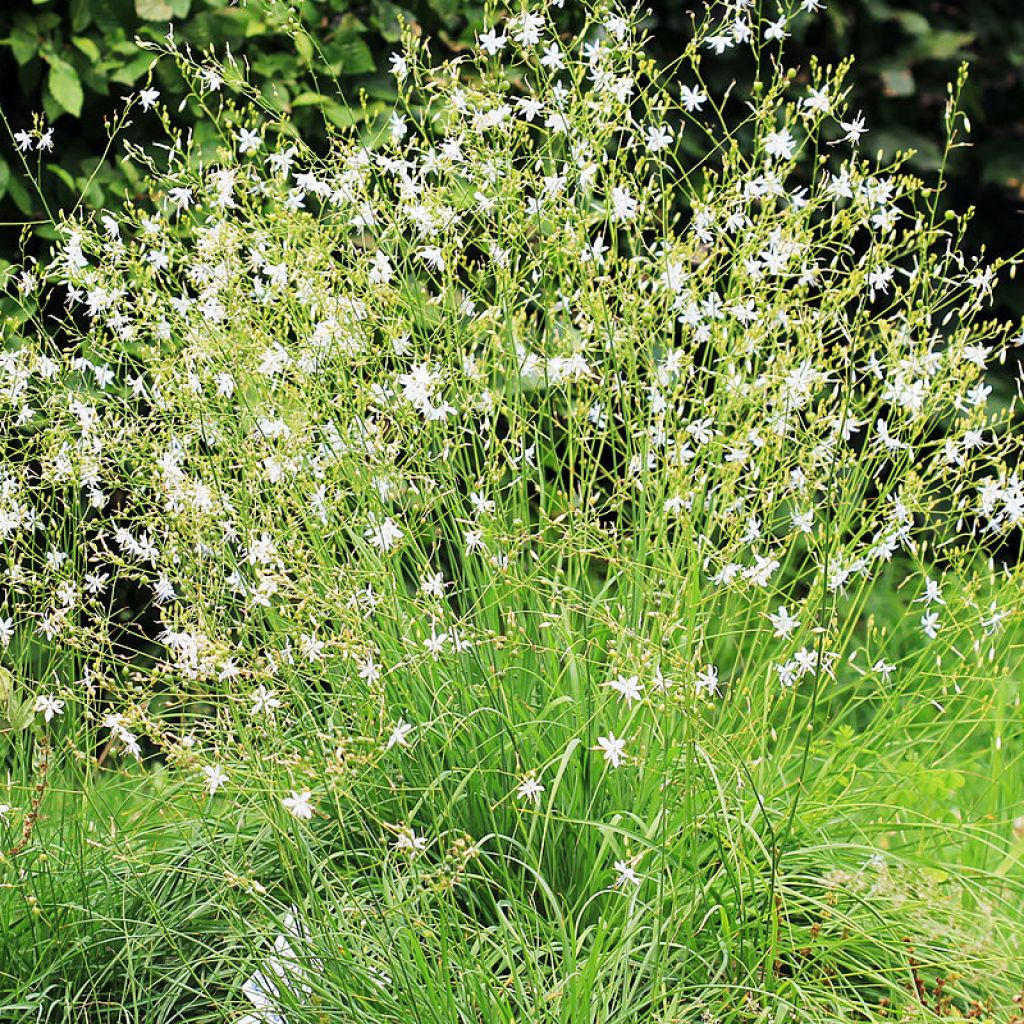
<box><xmin>0</xmin><ymin>667</ymin><xmax>13</xmax><ymax>705</ymax></box>
<box><xmin>321</xmin><ymin>98</ymin><xmax>365</xmax><ymax>128</ymax></box>
<box><xmin>911</xmin><ymin>30</ymin><xmax>975</xmax><ymax>61</ymax></box>
<box><xmin>369</xmin><ymin>0</ymin><xmax>408</xmax><ymax>42</ymax></box>
<box><xmin>0</xmin><ymin>156</ymin><xmax>10</xmax><ymax>200</ymax></box>
<box><xmin>134</xmin><ymin>0</ymin><xmax>189</xmax><ymax>20</ymax></box>
<box><xmin>334</xmin><ymin>36</ymin><xmax>375</xmax><ymax>76</ymax></box>
<box><xmin>427</xmin><ymin>0</ymin><xmax>461</xmax><ymax>22</ymax></box>
<box><xmin>48</xmin><ymin>56</ymin><xmax>84</xmax><ymax>116</ymax></box>
<box><xmin>135</xmin><ymin>0</ymin><xmax>175</xmax><ymax>19</ymax></box>
<box><xmin>890</xmin><ymin>11</ymin><xmax>930</xmax><ymax>35</ymax></box>
<box><xmin>7</xmin><ymin>23</ymin><xmax>41</xmax><ymax>66</ymax></box>
<box><xmin>71</xmin><ymin>35</ymin><xmax>102</xmax><ymax>62</ymax></box>
<box><xmin>90</xmin><ymin>0</ymin><xmax>125</xmax><ymax>34</ymax></box>
<box><xmin>295</xmin><ymin>32</ymin><xmax>314</xmax><ymax>67</ymax></box>
<box><xmin>108</xmin><ymin>51</ymin><xmax>156</xmax><ymax>85</ymax></box>
<box><xmin>5</xmin><ymin>175</ymin><xmax>35</xmax><ymax>217</ymax></box>
<box><xmin>879</xmin><ymin>65</ymin><xmax>914</xmax><ymax>97</ymax></box>
<box><xmin>48</xmin><ymin>163</ymin><xmax>78</xmax><ymax>193</ymax></box>
<box><xmin>6</xmin><ymin>695</ymin><xmax>36</xmax><ymax>732</ymax></box>
<box><xmin>70</xmin><ymin>0</ymin><xmax>94</xmax><ymax>32</ymax></box>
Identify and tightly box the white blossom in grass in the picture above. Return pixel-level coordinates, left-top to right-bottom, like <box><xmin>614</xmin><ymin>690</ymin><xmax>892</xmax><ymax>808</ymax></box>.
<box><xmin>580</xmin><ymin>233</ymin><xmax>609</xmax><ymax>265</ymax></box>
<box><xmin>835</xmin><ymin>112</ymin><xmax>868</xmax><ymax>145</ymax></box>
<box><xmin>0</xmin><ymin>804</ymin><xmax>10</xmax><ymax>824</ymax></box>
<box><xmin>791</xmin><ymin>508</ymin><xmax>815</xmax><ymax>534</ymax></box>
<box><xmin>266</xmin><ymin>145</ymin><xmax>297</xmax><ymax>178</ymax></box>
<box><xmin>540</xmin><ymin>43</ymin><xmax>564</xmax><ymax>70</ymax></box>
<box><xmin>388</xmin><ymin>111</ymin><xmax>408</xmax><ymax>142</ymax></box>
<box><xmin>199</xmin><ymin>66</ymin><xmax>222</xmax><ymax>92</ymax></box>
<box><xmin>744</xmin><ymin>554</ymin><xmax>780</xmax><ymax>588</ymax></box>
<box><xmin>37</xmin><ymin>128</ymin><xmax>53</xmax><ymax>152</ymax></box>
<box><xmin>915</xmin><ymin>577</ymin><xmax>945</xmax><ymax>606</ymax></box>
<box><xmin>423</xmin><ymin>626</ymin><xmax>449</xmax><ymax>660</ymax></box>
<box><xmin>388</xmin><ymin>52</ymin><xmax>408</xmax><ymax>80</ymax></box>
<box><xmin>643</xmin><ymin>123</ymin><xmax>674</xmax><ymax>153</ymax></box>
<box><xmin>368</xmin><ymin>251</ymin><xmax>393</xmax><ymax>286</ymax></box>
<box><xmin>478</xmin><ymin>27</ymin><xmax>508</xmax><ymax>56</ymax></box>
<box><xmin>236</xmin><ymin>128</ymin><xmax>261</xmax><ymax>155</ymax></box>
<box><xmin>399</xmin><ymin>361</ymin><xmax>442</xmax><ymax>414</ymax></box>
<box><xmin>610</xmin><ymin>186</ymin><xmax>638</xmax><ymax>222</ymax></box>
<box><xmin>695</xmin><ymin>665</ymin><xmax>719</xmax><ymax>697</ymax></box>
<box><xmin>802</xmin><ymin>86</ymin><xmax>831</xmax><ymax>115</ymax></box>
<box><xmin>167</xmin><ymin>187</ymin><xmax>194</xmax><ymax>212</ymax></box>
<box><xmin>240</xmin><ymin>907</ymin><xmax>316</xmax><ymax>1024</ymax></box>
<box><xmin>679</xmin><ymin>85</ymin><xmax>708</xmax><ymax>112</ymax></box>
<box><xmin>250</xmin><ymin>684</ymin><xmax>282</xmax><ymax>718</ymax></box>
<box><xmin>385</xmin><ymin>720</ymin><xmax>413</xmax><ymax>750</ymax></box>
<box><xmin>614</xmin><ymin>859</ymin><xmax>641</xmax><ymax>888</ymax></box>
<box><xmin>868</xmin><ymin>265</ymin><xmax>895</xmax><ymax>299</ymax></box>
<box><xmin>512</xmin><ymin>11</ymin><xmax>545</xmax><ymax>48</ymax></box>
<box><xmin>764</xmin><ymin>128</ymin><xmax>795</xmax><ymax>161</ymax></box>
<box><xmin>392</xmin><ymin>825</ymin><xmax>427</xmax><ymax>857</ymax></box>
<box><xmin>420</xmin><ymin>571</ymin><xmax>446</xmax><ymax>598</ymax></box>
<box><xmin>875</xmin><ymin>418</ymin><xmax>909</xmax><ymax>453</ymax></box>
<box><xmin>138</xmin><ymin>87</ymin><xmax>160</xmax><ymax>110</ymax></box>
<box><xmin>469</xmin><ymin>492</ymin><xmax>495</xmax><ymax>517</ymax></box>
<box><xmin>766</xmin><ymin>606</ymin><xmax>801</xmax><ymax>639</ymax></box>
<box><xmin>516</xmin><ymin>773</ymin><xmax>545</xmax><ymax>804</ymax></box>
<box><xmin>732</xmin><ymin>18</ymin><xmax>753</xmax><ymax>44</ymax></box>
<box><xmin>153</xmin><ymin>573</ymin><xmax>175</xmax><ymax>605</ymax></box>
<box><xmin>920</xmin><ymin>612</ymin><xmax>941</xmax><ymax>641</ymax></box>
<box><xmin>364</xmin><ymin>514</ymin><xmax>404</xmax><ymax>554</ymax></box>
<box><xmin>202</xmin><ymin>764</ymin><xmax>227</xmax><ymax>795</ymax></box>
<box><xmin>595</xmin><ymin>732</ymin><xmax>627</xmax><ymax>768</ymax></box>
<box><xmin>282</xmin><ymin>789</ymin><xmax>314</xmax><ymax>821</ymax></box>
<box><xmin>0</xmin><ymin>616</ymin><xmax>13</xmax><ymax>648</ymax></box>
<box><xmin>84</xmin><ymin>571</ymin><xmax>109</xmax><ymax>595</ymax></box>
<box><xmin>14</xmin><ymin>130</ymin><xmax>33</xmax><ymax>152</ymax></box>
<box><xmin>603</xmin><ymin>673</ymin><xmax>643</xmax><ymax>706</ymax></box>
<box><xmin>418</xmin><ymin>246</ymin><xmax>445</xmax><ymax>272</ymax></box>
<box><xmin>299</xmin><ymin>632</ymin><xmax>325</xmax><ymax>663</ymax></box>
<box><xmin>765</xmin><ymin>16</ymin><xmax>790</xmax><ymax>41</ymax></box>
<box><xmin>34</xmin><ymin>695</ymin><xmax>64</xmax><ymax>723</ymax></box>
<box><xmin>102</xmin><ymin>714</ymin><xmax>141</xmax><ymax>759</ymax></box>
<box><xmin>605</xmin><ymin>13</ymin><xmax>629</xmax><ymax>39</ymax></box>
<box><xmin>982</xmin><ymin>602</ymin><xmax>1008</xmax><ymax>637</ymax></box>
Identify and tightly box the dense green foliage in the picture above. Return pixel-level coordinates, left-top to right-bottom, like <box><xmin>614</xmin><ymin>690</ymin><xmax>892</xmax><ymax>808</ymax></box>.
<box><xmin>0</xmin><ymin>0</ymin><xmax>471</xmax><ymax>242</ymax></box>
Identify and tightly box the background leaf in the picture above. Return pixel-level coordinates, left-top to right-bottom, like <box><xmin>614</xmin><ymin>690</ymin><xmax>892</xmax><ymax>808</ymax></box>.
<box><xmin>47</xmin><ymin>55</ymin><xmax>84</xmax><ymax>116</ymax></box>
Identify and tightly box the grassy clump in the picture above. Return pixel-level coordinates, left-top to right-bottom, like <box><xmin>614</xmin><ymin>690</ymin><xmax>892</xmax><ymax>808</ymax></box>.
<box><xmin>1</xmin><ymin>1</ymin><xmax>1023</xmax><ymax>1021</ymax></box>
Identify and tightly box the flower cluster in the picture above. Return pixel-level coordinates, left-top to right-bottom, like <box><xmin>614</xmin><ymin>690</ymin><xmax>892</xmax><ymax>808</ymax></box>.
<box><xmin>1</xmin><ymin>2</ymin><xmax>1021</xmax><ymax>1017</ymax></box>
